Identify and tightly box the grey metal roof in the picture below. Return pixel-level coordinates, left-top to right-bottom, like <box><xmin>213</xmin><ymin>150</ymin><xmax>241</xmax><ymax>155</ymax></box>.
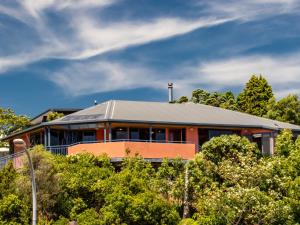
<box><xmin>47</xmin><ymin>100</ymin><xmax>300</xmax><ymax>131</ymax></box>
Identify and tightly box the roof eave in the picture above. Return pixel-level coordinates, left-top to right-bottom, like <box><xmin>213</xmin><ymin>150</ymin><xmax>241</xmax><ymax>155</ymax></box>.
<box><xmin>3</xmin><ymin>118</ymin><xmax>300</xmax><ymax>142</ymax></box>
<box><xmin>44</xmin><ymin>118</ymin><xmax>288</xmax><ymax>131</ymax></box>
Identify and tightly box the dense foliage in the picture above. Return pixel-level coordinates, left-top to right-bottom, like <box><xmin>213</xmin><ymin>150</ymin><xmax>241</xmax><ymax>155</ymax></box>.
<box><xmin>0</xmin><ymin>107</ymin><xmax>30</xmax><ymax>147</ymax></box>
<box><xmin>266</xmin><ymin>94</ymin><xmax>300</xmax><ymax>125</ymax></box>
<box><xmin>1</xmin><ymin>130</ymin><xmax>300</xmax><ymax>224</ymax></box>
<box><xmin>237</xmin><ymin>75</ymin><xmax>274</xmax><ymax>117</ymax></box>
<box><xmin>176</xmin><ymin>75</ymin><xmax>300</xmax><ymax>125</ymax></box>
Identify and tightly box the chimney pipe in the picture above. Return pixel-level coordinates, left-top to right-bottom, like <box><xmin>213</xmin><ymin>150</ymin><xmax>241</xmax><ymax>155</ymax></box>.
<box><xmin>168</xmin><ymin>83</ymin><xmax>174</xmax><ymax>102</ymax></box>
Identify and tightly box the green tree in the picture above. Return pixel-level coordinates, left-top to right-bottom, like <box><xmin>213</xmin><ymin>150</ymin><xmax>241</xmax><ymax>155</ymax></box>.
<box><xmin>237</xmin><ymin>75</ymin><xmax>274</xmax><ymax>116</ymax></box>
<box><xmin>275</xmin><ymin>129</ymin><xmax>295</xmax><ymax>157</ymax></box>
<box><xmin>190</xmin><ymin>89</ymin><xmax>237</xmax><ymax>110</ymax></box>
<box><xmin>205</xmin><ymin>92</ymin><xmax>225</xmax><ymax>107</ymax></box>
<box><xmin>201</xmin><ymin>135</ymin><xmax>260</xmax><ymax>165</ymax></box>
<box><xmin>0</xmin><ymin>194</ymin><xmax>29</xmax><ymax>225</ymax></box>
<box><xmin>266</xmin><ymin>95</ymin><xmax>300</xmax><ymax>125</ymax></box>
<box><xmin>16</xmin><ymin>146</ymin><xmax>63</xmax><ymax>221</ymax></box>
<box><xmin>0</xmin><ymin>107</ymin><xmax>30</xmax><ymax>147</ymax></box>
<box><xmin>47</xmin><ymin>111</ymin><xmax>64</xmax><ymax>122</ymax></box>
<box><xmin>0</xmin><ymin>161</ymin><xmax>17</xmax><ymax>199</ymax></box>
<box><xmin>191</xmin><ymin>89</ymin><xmax>210</xmax><ymax>104</ymax></box>
<box><xmin>56</xmin><ymin>152</ymin><xmax>114</xmax><ymax>219</ymax></box>
<box><xmin>155</xmin><ymin>158</ymin><xmax>185</xmax><ymax>207</ymax></box>
<box><xmin>219</xmin><ymin>91</ymin><xmax>238</xmax><ymax>110</ymax></box>
<box><xmin>93</xmin><ymin>157</ymin><xmax>180</xmax><ymax>224</ymax></box>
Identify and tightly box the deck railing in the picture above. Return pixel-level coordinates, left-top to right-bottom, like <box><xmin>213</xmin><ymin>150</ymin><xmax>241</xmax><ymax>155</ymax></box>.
<box><xmin>0</xmin><ymin>150</ymin><xmax>26</xmax><ymax>169</ymax></box>
<box><xmin>46</xmin><ymin>139</ymin><xmax>193</xmax><ymax>155</ymax></box>
<box><xmin>46</xmin><ymin>145</ymin><xmax>69</xmax><ymax>155</ymax></box>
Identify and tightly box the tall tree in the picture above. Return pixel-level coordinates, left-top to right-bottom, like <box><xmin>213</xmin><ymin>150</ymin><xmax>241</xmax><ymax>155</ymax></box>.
<box><xmin>266</xmin><ymin>95</ymin><xmax>300</xmax><ymax>125</ymax></box>
<box><xmin>237</xmin><ymin>75</ymin><xmax>274</xmax><ymax>116</ymax></box>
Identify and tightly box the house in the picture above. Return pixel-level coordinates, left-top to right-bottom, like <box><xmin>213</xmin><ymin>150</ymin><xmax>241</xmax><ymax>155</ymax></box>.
<box><xmin>2</xmin><ymin>99</ymin><xmax>300</xmax><ymax>161</ymax></box>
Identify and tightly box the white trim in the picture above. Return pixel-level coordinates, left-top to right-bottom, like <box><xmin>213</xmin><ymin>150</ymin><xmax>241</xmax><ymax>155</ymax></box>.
<box><xmin>104</xmin><ymin>101</ymin><xmax>111</xmax><ymax>119</ymax></box>
<box><xmin>110</xmin><ymin>100</ymin><xmax>116</xmax><ymax>119</ymax></box>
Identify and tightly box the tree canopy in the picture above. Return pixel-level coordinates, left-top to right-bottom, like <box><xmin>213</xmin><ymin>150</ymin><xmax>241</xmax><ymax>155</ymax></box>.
<box><xmin>0</xmin><ymin>107</ymin><xmax>30</xmax><ymax>147</ymax></box>
<box><xmin>266</xmin><ymin>94</ymin><xmax>300</xmax><ymax>125</ymax></box>
<box><xmin>0</xmin><ymin>108</ymin><xmax>29</xmax><ymax>136</ymax></box>
<box><xmin>1</xmin><ymin>131</ymin><xmax>300</xmax><ymax>224</ymax></box>
<box><xmin>237</xmin><ymin>75</ymin><xmax>274</xmax><ymax>116</ymax></box>
<box><xmin>176</xmin><ymin>74</ymin><xmax>300</xmax><ymax>125</ymax></box>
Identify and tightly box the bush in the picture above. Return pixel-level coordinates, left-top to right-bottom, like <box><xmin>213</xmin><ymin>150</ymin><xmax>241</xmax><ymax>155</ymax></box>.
<box><xmin>201</xmin><ymin>135</ymin><xmax>260</xmax><ymax>165</ymax></box>
<box><xmin>0</xmin><ymin>194</ymin><xmax>29</xmax><ymax>225</ymax></box>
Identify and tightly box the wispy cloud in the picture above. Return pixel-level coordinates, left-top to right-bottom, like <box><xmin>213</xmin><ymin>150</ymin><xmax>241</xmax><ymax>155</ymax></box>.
<box><xmin>70</xmin><ymin>17</ymin><xmax>234</xmax><ymax>59</ymax></box>
<box><xmin>0</xmin><ymin>0</ymin><xmax>236</xmax><ymax>73</ymax></box>
<box><xmin>2</xmin><ymin>0</ymin><xmax>298</xmax><ymax>74</ymax></box>
<box><xmin>188</xmin><ymin>53</ymin><xmax>300</xmax><ymax>98</ymax></box>
<box><xmin>50</xmin><ymin>61</ymin><xmax>162</xmax><ymax>96</ymax></box>
<box><xmin>50</xmin><ymin>52</ymin><xmax>300</xmax><ymax>99</ymax></box>
<box><xmin>1</xmin><ymin>0</ymin><xmax>300</xmax><ymax>101</ymax></box>
<box><xmin>204</xmin><ymin>0</ymin><xmax>300</xmax><ymax>21</ymax></box>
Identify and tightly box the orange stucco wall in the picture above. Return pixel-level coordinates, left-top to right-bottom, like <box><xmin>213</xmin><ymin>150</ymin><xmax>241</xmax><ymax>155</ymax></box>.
<box><xmin>96</xmin><ymin>129</ymin><xmax>105</xmax><ymax>141</ymax></box>
<box><xmin>68</xmin><ymin>141</ymin><xmax>196</xmax><ymax>160</ymax></box>
<box><xmin>186</xmin><ymin>127</ymin><xmax>199</xmax><ymax>147</ymax></box>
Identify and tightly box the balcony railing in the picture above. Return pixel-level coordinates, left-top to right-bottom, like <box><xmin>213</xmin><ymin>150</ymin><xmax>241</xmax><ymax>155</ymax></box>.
<box><xmin>46</xmin><ymin>139</ymin><xmax>195</xmax><ymax>156</ymax></box>
<box><xmin>0</xmin><ymin>150</ymin><xmax>26</xmax><ymax>169</ymax></box>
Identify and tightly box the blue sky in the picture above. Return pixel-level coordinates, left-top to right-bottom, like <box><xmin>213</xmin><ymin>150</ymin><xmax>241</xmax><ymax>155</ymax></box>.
<box><xmin>1</xmin><ymin>0</ymin><xmax>300</xmax><ymax>117</ymax></box>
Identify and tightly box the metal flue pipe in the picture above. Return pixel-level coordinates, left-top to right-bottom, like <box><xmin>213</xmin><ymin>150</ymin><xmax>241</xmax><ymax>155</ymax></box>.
<box><xmin>168</xmin><ymin>83</ymin><xmax>174</xmax><ymax>102</ymax></box>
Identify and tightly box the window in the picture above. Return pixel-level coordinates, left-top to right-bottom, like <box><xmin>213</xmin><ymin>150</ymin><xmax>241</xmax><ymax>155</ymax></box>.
<box><xmin>198</xmin><ymin>129</ymin><xmax>209</xmax><ymax>146</ymax></box>
<box><xmin>199</xmin><ymin>128</ymin><xmax>241</xmax><ymax>146</ymax></box>
<box><xmin>209</xmin><ymin>130</ymin><xmax>234</xmax><ymax>138</ymax></box>
<box><xmin>112</xmin><ymin>127</ymin><xmax>128</xmax><ymax>140</ymax></box>
<box><xmin>152</xmin><ymin>128</ymin><xmax>166</xmax><ymax>142</ymax></box>
<box><xmin>66</xmin><ymin>131</ymin><xmax>82</xmax><ymax>144</ymax></box>
<box><xmin>169</xmin><ymin>129</ymin><xmax>186</xmax><ymax>142</ymax></box>
<box><xmin>82</xmin><ymin>131</ymin><xmax>96</xmax><ymax>142</ymax></box>
<box><xmin>129</xmin><ymin>128</ymin><xmax>140</xmax><ymax>140</ymax></box>
<box><xmin>30</xmin><ymin>132</ymin><xmax>43</xmax><ymax>146</ymax></box>
<box><xmin>139</xmin><ymin>128</ymin><xmax>150</xmax><ymax>141</ymax></box>
<box><xmin>50</xmin><ymin>130</ymin><xmax>65</xmax><ymax>146</ymax></box>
